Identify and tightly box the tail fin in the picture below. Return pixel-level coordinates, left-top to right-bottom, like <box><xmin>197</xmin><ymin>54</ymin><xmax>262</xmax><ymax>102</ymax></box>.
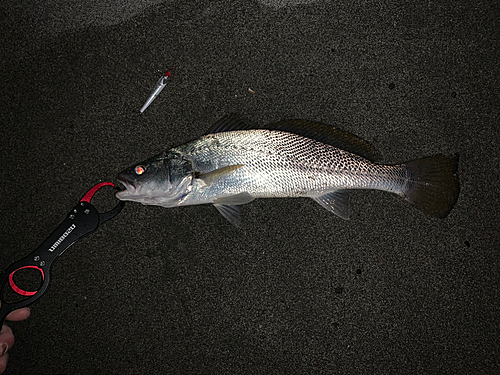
<box><xmin>403</xmin><ymin>154</ymin><xmax>460</xmax><ymax>218</ymax></box>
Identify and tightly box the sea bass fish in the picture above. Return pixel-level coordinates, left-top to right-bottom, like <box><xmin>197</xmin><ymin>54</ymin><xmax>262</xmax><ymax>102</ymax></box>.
<box><xmin>116</xmin><ymin>114</ymin><xmax>459</xmax><ymax>226</ymax></box>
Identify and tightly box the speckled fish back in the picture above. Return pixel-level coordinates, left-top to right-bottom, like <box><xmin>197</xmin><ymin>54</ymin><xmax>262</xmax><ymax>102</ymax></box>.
<box><xmin>175</xmin><ymin>129</ymin><xmax>407</xmax><ymax>199</ymax></box>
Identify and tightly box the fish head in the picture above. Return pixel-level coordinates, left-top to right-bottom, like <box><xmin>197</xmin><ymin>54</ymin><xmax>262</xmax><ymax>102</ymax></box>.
<box><xmin>116</xmin><ymin>151</ymin><xmax>194</xmax><ymax>206</ymax></box>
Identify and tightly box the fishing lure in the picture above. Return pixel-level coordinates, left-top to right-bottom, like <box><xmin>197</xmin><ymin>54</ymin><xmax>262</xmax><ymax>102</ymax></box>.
<box><xmin>140</xmin><ymin>68</ymin><xmax>174</xmax><ymax>113</ymax></box>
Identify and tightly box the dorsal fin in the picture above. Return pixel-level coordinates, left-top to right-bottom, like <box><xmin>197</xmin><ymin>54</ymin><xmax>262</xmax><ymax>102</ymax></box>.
<box><xmin>205</xmin><ymin>113</ymin><xmax>255</xmax><ymax>134</ymax></box>
<box><xmin>206</xmin><ymin>115</ymin><xmax>380</xmax><ymax>161</ymax></box>
<box><xmin>260</xmin><ymin>119</ymin><xmax>380</xmax><ymax>162</ymax></box>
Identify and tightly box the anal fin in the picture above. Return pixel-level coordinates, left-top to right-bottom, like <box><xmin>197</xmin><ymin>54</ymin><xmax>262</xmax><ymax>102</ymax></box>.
<box><xmin>311</xmin><ymin>191</ymin><xmax>350</xmax><ymax>220</ymax></box>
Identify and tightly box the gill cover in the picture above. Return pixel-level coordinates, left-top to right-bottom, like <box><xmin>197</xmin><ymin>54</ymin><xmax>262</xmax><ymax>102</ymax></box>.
<box><xmin>165</xmin><ymin>154</ymin><xmax>194</xmax><ymax>202</ymax></box>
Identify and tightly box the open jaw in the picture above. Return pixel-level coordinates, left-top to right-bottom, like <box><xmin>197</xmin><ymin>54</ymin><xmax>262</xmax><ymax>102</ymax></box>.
<box><xmin>115</xmin><ymin>178</ymin><xmax>164</xmax><ymax>205</ymax></box>
<box><xmin>115</xmin><ymin>178</ymin><xmax>137</xmax><ymax>199</ymax></box>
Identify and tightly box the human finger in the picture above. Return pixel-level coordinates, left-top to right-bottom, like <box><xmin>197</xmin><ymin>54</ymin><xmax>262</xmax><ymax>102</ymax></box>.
<box><xmin>0</xmin><ymin>324</ymin><xmax>15</xmax><ymax>373</ymax></box>
<box><xmin>5</xmin><ymin>308</ymin><xmax>30</xmax><ymax>322</ymax></box>
<box><xmin>0</xmin><ymin>351</ymin><xmax>8</xmax><ymax>374</ymax></box>
<box><xmin>0</xmin><ymin>325</ymin><xmax>15</xmax><ymax>354</ymax></box>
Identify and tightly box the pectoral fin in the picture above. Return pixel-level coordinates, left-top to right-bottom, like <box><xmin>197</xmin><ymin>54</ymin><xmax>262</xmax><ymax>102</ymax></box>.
<box><xmin>311</xmin><ymin>191</ymin><xmax>350</xmax><ymax>220</ymax></box>
<box><xmin>213</xmin><ymin>192</ymin><xmax>255</xmax><ymax>227</ymax></box>
<box><xmin>197</xmin><ymin>164</ymin><xmax>245</xmax><ymax>186</ymax></box>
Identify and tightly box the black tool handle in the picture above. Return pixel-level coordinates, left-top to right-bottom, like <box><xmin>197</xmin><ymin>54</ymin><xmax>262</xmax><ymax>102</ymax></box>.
<box><xmin>0</xmin><ymin>183</ymin><xmax>125</xmax><ymax>327</ymax></box>
<box><xmin>0</xmin><ymin>201</ymin><xmax>101</xmax><ymax>326</ymax></box>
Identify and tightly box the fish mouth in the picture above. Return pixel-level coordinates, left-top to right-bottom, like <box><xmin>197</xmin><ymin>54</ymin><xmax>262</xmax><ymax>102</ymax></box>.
<box><xmin>115</xmin><ymin>177</ymin><xmax>137</xmax><ymax>198</ymax></box>
<box><xmin>115</xmin><ymin>177</ymin><xmax>165</xmax><ymax>205</ymax></box>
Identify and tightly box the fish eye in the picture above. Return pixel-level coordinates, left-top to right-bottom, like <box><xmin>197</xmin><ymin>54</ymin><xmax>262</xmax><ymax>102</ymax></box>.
<box><xmin>135</xmin><ymin>165</ymin><xmax>146</xmax><ymax>175</ymax></box>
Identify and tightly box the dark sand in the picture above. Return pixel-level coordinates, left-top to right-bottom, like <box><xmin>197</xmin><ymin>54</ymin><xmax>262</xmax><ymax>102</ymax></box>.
<box><xmin>1</xmin><ymin>1</ymin><xmax>499</xmax><ymax>373</ymax></box>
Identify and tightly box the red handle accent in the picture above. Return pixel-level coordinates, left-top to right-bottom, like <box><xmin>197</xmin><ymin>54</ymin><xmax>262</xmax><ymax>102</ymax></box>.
<box><xmin>9</xmin><ymin>266</ymin><xmax>45</xmax><ymax>297</ymax></box>
<box><xmin>80</xmin><ymin>182</ymin><xmax>115</xmax><ymax>203</ymax></box>
<box><xmin>165</xmin><ymin>67</ymin><xmax>174</xmax><ymax>78</ymax></box>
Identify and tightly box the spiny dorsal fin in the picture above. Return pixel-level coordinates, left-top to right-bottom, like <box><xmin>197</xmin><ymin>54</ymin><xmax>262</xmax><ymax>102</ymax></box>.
<box><xmin>261</xmin><ymin>119</ymin><xmax>380</xmax><ymax>162</ymax></box>
<box><xmin>196</xmin><ymin>164</ymin><xmax>245</xmax><ymax>186</ymax></box>
<box><xmin>206</xmin><ymin>114</ymin><xmax>255</xmax><ymax>134</ymax></box>
<box><xmin>207</xmin><ymin>115</ymin><xmax>379</xmax><ymax>161</ymax></box>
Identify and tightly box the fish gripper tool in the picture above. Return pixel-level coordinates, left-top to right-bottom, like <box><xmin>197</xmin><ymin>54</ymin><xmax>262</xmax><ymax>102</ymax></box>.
<box><xmin>0</xmin><ymin>182</ymin><xmax>125</xmax><ymax>326</ymax></box>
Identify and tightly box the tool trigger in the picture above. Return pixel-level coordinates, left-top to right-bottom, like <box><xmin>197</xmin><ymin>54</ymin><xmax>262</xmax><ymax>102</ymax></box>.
<box><xmin>99</xmin><ymin>200</ymin><xmax>125</xmax><ymax>225</ymax></box>
<box><xmin>79</xmin><ymin>182</ymin><xmax>125</xmax><ymax>224</ymax></box>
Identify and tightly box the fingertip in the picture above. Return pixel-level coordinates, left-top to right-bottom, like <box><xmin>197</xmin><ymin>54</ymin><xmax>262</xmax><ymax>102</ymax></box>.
<box><xmin>0</xmin><ymin>344</ymin><xmax>7</xmax><ymax>357</ymax></box>
<box><xmin>0</xmin><ymin>353</ymin><xmax>7</xmax><ymax>374</ymax></box>
<box><xmin>0</xmin><ymin>325</ymin><xmax>12</xmax><ymax>336</ymax></box>
<box><xmin>5</xmin><ymin>308</ymin><xmax>30</xmax><ymax>322</ymax></box>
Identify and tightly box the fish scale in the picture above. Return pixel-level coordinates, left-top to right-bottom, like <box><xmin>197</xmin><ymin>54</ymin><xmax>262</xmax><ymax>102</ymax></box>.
<box><xmin>174</xmin><ymin>129</ymin><xmax>407</xmax><ymax>202</ymax></box>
